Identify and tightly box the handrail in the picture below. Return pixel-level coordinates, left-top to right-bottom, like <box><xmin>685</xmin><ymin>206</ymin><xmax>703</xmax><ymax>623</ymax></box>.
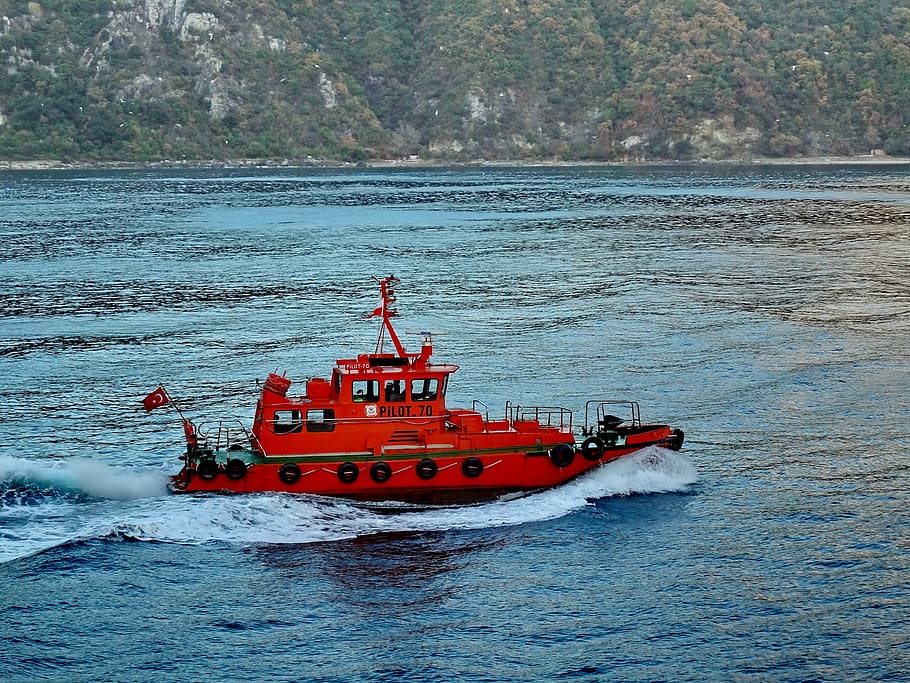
<box><xmin>506</xmin><ymin>402</ymin><xmax>573</xmax><ymax>431</ymax></box>
<box><xmin>583</xmin><ymin>400</ymin><xmax>641</xmax><ymax>435</ymax></box>
<box><xmin>472</xmin><ymin>399</ymin><xmax>490</xmax><ymax>422</ymax></box>
<box><xmin>196</xmin><ymin>420</ymin><xmax>254</xmax><ymax>451</ymax></box>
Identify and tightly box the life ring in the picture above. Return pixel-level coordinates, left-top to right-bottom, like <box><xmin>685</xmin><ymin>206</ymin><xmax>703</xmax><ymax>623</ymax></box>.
<box><xmin>668</xmin><ymin>428</ymin><xmax>685</xmax><ymax>451</ymax></box>
<box><xmin>415</xmin><ymin>458</ymin><xmax>438</xmax><ymax>480</ymax></box>
<box><xmin>462</xmin><ymin>457</ymin><xmax>484</xmax><ymax>478</ymax></box>
<box><xmin>337</xmin><ymin>461</ymin><xmax>359</xmax><ymax>484</ymax></box>
<box><xmin>225</xmin><ymin>458</ymin><xmax>247</xmax><ymax>480</ymax></box>
<box><xmin>278</xmin><ymin>463</ymin><xmax>301</xmax><ymax>485</ymax></box>
<box><xmin>197</xmin><ymin>459</ymin><xmax>219</xmax><ymax>481</ymax></box>
<box><xmin>581</xmin><ymin>436</ymin><xmax>605</xmax><ymax>461</ymax></box>
<box><xmin>370</xmin><ymin>461</ymin><xmax>392</xmax><ymax>483</ymax></box>
<box><xmin>549</xmin><ymin>443</ymin><xmax>575</xmax><ymax>468</ymax></box>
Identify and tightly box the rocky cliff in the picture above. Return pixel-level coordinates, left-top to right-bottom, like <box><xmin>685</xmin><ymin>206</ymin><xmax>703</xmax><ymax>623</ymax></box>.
<box><xmin>0</xmin><ymin>0</ymin><xmax>907</xmax><ymax>162</ymax></box>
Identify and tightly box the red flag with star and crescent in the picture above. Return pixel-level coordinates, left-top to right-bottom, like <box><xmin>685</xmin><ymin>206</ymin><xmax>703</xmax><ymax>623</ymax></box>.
<box><xmin>364</xmin><ymin>294</ymin><xmax>384</xmax><ymax>318</ymax></box>
<box><xmin>142</xmin><ymin>386</ymin><xmax>169</xmax><ymax>412</ymax></box>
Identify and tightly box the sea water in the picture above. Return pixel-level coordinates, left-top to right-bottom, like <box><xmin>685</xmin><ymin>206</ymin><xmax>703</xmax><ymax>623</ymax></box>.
<box><xmin>1</xmin><ymin>164</ymin><xmax>908</xmax><ymax>681</ymax></box>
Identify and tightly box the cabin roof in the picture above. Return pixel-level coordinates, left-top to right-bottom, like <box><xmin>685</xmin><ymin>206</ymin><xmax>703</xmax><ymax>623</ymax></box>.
<box><xmin>334</xmin><ymin>361</ymin><xmax>459</xmax><ymax>376</ymax></box>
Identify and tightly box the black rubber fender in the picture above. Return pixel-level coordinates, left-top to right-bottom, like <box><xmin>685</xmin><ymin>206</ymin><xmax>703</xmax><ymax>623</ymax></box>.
<box><xmin>278</xmin><ymin>462</ymin><xmax>301</xmax><ymax>485</ymax></box>
<box><xmin>225</xmin><ymin>458</ymin><xmax>247</xmax><ymax>480</ymax></box>
<box><xmin>669</xmin><ymin>428</ymin><xmax>685</xmax><ymax>451</ymax></box>
<box><xmin>337</xmin><ymin>461</ymin><xmax>359</xmax><ymax>484</ymax></box>
<box><xmin>549</xmin><ymin>443</ymin><xmax>575</xmax><ymax>468</ymax></box>
<box><xmin>581</xmin><ymin>436</ymin><xmax>605</xmax><ymax>461</ymax></box>
<box><xmin>196</xmin><ymin>459</ymin><xmax>219</xmax><ymax>481</ymax></box>
<box><xmin>370</xmin><ymin>461</ymin><xmax>392</xmax><ymax>483</ymax></box>
<box><xmin>462</xmin><ymin>457</ymin><xmax>484</xmax><ymax>478</ymax></box>
<box><xmin>415</xmin><ymin>458</ymin><xmax>438</xmax><ymax>480</ymax></box>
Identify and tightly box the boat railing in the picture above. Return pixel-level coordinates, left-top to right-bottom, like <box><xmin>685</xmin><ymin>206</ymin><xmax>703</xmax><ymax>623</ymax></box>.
<box><xmin>583</xmin><ymin>400</ymin><xmax>642</xmax><ymax>435</ymax></box>
<box><xmin>196</xmin><ymin>420</ymin><xmax>255</xmax><ymax>452</ymax></box>
<box><xmin>472</xmin><ymin>399</ymin><xmax>490</xmax><ymax>422</ymax></box>
<box><xmin>506</xmin><ymin>402</ymin><xmax>573</xmax><ymax>431</ymax></box>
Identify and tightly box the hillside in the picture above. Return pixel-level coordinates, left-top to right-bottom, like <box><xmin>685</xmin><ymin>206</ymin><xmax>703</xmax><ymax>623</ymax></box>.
<box><xmin>0</xmin><ymin>0</ymin><xmax>907</xmax><ymax>162</ymax></box>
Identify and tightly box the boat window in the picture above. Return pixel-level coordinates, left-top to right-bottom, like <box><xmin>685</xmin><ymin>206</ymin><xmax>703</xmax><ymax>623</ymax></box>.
<box><xmin>332</xmin><ymin>370</ymin><xmax>342</xmax><ymax>395</ymax></box>
<box><xmin>306</xmin><ymin>409</ymin><xmax>335</xmax><ymax>433</ymax></box>
<box><xmin>352</xmin><ymin>380</ymin><xmax>379</xmax><ymax>402</ymax></box>
<box><xmin>411</xmin><ymin>378</ymin><xmax>439</xmax><ymax>401</ymax></box>
<box><xmin>273</xmin><ymin>410</ymin><xmax>303</xmax><ymax>434</ymax></box>
<box><xmin>384</xmin><ymin>379</ymin><xmax>406</xmax><ymax>402</ymax></box>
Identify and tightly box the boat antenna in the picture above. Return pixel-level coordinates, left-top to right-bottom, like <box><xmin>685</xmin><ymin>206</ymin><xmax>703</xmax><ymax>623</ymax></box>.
<box><xmin>364</xmin><ymin>275</ymin><xmax>407</xmax><ymax>357</ymax></box>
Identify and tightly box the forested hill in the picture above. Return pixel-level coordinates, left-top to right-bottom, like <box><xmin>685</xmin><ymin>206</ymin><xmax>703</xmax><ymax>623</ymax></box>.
<box><xmin>1</xmin><ymin>0</ymin><xmax>908</xmax><ymax>163</ymax></box>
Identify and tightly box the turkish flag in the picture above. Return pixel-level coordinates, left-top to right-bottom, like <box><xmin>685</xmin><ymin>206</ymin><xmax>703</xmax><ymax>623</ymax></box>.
<box><xmin>142</xmin><ymin>386</ymin><xmax>169</xmax><ymax>412</ymax></box>
<box><xmin>364</xmin><ymin>295</ymin><xmax>384</xmax><ymax>318</ymax></box>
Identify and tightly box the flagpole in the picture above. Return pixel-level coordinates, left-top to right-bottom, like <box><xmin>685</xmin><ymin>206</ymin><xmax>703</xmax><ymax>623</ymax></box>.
<box><xmin>158</xmin><ymin>386</ymin><xmax>202</xmax><ymax>457</ymax></box>
<box><xmin>160</xmin><ymin>385</ymin><xmax>188</xmax><ymax>422</ymax></box>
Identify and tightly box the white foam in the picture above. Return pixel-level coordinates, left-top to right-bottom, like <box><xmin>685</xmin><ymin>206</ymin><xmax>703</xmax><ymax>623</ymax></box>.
<box><xmin>0</xmin><ymin>454</ymin><xmax>170</xmax><ymax>500</ymax></box>
<box><xmin>111</xmin><ymin>446</ymin><xmax>699</xmax><ymax>544</ymax></box>
<box><xmin>0</xmin><ymin>447</ymin><xmax>698</xmax><ymax>564</ymax></box>
<box><xmin>65</xmin><ymin>459</ymin><xmax>170</xmax><ymax>500</ymax></box>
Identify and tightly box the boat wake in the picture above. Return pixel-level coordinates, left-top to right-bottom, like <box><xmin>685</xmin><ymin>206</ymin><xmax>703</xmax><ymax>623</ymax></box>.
<box><xmin>0</xmin><ymin>447</ymin><xmax>697</xmax><ymax>565</ymax></box>
<box><xmin>0</xmin><ymin>454</ymin><xmax>170</xmax><ymax>502</ymax></box>
<box><xmin>0</xmin><ymin>454</ymin><xmax>173</xmax><ymax>564</ymax></box>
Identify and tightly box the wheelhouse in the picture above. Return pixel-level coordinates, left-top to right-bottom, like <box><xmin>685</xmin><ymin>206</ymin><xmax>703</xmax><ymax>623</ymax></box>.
<box><xmin>251</xmin><ymin>346</ymin><xmax>459</xmax><ymax>458</ymax></box>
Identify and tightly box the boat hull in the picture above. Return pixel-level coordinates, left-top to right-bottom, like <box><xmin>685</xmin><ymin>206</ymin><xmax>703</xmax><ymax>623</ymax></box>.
<box><xmin>169</xmin><ymin>436</ymin><xmax>679</xmax><ymax>503</ymax></box>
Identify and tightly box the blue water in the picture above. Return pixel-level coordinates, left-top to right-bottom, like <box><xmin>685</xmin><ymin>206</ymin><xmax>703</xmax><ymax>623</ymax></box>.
<box><xmin>1</xmin><ymin>164</ymin><xmax>909</xmax><ymax>682</ymax></box>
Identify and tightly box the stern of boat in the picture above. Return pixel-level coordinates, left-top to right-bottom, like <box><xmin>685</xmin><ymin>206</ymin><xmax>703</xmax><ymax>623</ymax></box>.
<box><xmin>170</xmin><ymin>419</ymin><xmax>259</xmax><ymax>492</ymax></box>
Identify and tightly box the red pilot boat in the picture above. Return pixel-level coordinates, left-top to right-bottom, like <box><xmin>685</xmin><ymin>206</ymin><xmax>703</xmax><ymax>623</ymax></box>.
<box><xmin>165</xmin><ymin>276</ymin><xmax>683</xmax><ymax>503</ymax></box>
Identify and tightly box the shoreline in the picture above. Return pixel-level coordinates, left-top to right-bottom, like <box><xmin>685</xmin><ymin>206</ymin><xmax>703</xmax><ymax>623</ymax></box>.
<box><xmin>1</xmin><ymin>155</ymin><xmax>909</xmax><ymax>171</ymax></box>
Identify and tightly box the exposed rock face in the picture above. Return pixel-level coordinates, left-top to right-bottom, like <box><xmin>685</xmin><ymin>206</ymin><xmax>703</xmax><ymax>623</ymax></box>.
<box><xmin>144</xmin><ymin>0</ymin><xmax>186</xmax><ymax>31</ymax></box>
<box><xmin>0</xmin><ymin>1</ymin><xmax>905</xmax><ymax>160</ymax></box>
<box><xmin>319</xmin><ymin>72</ymin><xmax>337</xmax><ymax>110</ymax></box>
<box><xmin>690</xmin><ymin>118</ymin><xmax>761</xmax><ymax>159</ymax></box>
<box><xmin>80</xmin><ymin>2</ymin><xmax>240</xmax><ymax>121</ymax></box>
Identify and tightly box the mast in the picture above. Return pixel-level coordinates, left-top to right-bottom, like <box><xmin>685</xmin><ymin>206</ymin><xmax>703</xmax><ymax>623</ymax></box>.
<box><xmin>366</xmin><ymin>275</ymin><xmax>407</xmax><ymax>357</ymax></box>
